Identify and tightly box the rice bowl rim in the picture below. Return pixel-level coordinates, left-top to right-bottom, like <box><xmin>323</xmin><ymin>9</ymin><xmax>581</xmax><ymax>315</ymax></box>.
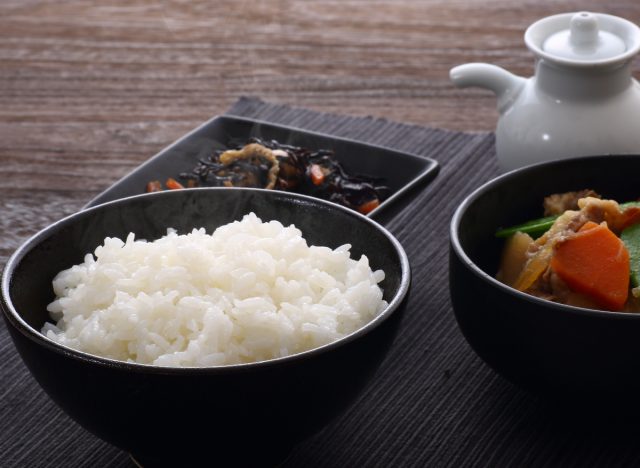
<box><xmin>1</xmin><ymin>187</ymin><xmax>410</xmax><ymax>374</ymax></box>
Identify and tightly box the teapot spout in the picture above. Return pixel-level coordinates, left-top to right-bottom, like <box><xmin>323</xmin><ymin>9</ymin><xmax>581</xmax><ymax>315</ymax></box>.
<box><xmin>450</xmin><ymin>63</ymin><xmax>526</xmax><ymax>112</ymax></box>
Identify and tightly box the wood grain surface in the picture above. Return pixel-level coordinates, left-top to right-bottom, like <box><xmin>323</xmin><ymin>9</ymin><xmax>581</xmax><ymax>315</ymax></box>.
<box><xmin>2</xmin><ymin>0</ymin><xmax>639</xmax><ymax>267</ymax></box>
<box><xmin>2</xmin><ymin>1</ymin><xmax>640</xmax><ymax>259</ymax></box>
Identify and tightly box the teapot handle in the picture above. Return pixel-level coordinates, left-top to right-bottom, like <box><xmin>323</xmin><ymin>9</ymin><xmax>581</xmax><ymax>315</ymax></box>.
<box><xmin>450</xmin><ymin>63</ymin><xmax>526</xmax><ymax>112</ymax></box>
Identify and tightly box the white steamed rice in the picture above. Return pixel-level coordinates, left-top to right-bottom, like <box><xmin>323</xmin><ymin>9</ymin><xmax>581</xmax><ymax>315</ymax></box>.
<box><xmin>43</xmin><ymin>213</ymin><xmax>387</xmax><ymax>367</ymax></box>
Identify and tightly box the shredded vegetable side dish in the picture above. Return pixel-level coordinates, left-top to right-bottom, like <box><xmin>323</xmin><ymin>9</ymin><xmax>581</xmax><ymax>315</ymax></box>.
<box><xmin>146</xmin><ymin>138</ymin><xmax>389</xmax><ymax>215</ymax></box>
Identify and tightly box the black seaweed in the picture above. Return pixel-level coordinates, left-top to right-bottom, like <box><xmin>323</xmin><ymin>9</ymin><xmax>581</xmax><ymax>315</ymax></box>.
<box><xmin>178</xmin><ymin>138</ymin><xmax>390</xmax><ymax>213</ymax></box>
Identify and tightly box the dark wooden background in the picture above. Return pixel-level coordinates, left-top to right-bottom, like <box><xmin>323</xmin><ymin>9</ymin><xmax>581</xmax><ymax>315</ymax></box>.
<box><xmin>2</xmin><ymin>0</ymin><xmax>640</xmax><ymax>264</ymax></box>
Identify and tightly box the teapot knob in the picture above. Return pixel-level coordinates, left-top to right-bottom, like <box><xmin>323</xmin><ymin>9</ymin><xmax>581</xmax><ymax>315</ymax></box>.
<box><xmin>570</xmin><ymin>12</ymin><xmax>599</xmax><ymax>47</ymax></box>
<box><xmin>540</xmin><ymin>11</ymin><xmax>627</xmax><ymax>60</ymax></box>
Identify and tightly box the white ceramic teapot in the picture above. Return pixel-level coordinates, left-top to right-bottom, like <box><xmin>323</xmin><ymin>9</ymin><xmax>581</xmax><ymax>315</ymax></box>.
<box><xmin>450</xmin><ymin>12</ymin><xmax>640</xmax><ymax>172</ymax></box>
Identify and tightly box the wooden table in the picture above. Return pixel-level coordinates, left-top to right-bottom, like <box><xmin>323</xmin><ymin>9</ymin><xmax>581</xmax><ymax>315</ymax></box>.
<box><xmin>2</xmin><ymin>1</ymin><xmax>640</xmax><ymax>465</ymax></box>
<box><xmin>1</xmin><ymin>0</ymin><xmax>638</xmax><ymax>249</ymax></box>
<box><xmin>4</xmin><ymin>0</ymin><xmax>640</xmax><ymax>267</ymax></box>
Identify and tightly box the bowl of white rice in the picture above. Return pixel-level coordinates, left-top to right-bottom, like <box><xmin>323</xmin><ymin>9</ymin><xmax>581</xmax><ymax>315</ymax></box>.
<box><xmin>1</xmin><ymin>187</ymin><xmax>409</xmax><ymax>467</ymax></box>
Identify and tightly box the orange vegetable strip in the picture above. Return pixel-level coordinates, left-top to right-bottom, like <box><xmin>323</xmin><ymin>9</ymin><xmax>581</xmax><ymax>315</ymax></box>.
<box><xmin>165</xmin><ymin>178</ymin><xmax>185</xmax><ymax>190</ymax></box>
<box><xmin>619</xmin><ymin>207</ymin><xmax>640</xmax><ymax>232</ymax></box>
<box><xmin>550</xmin><ymin>223</ymin><xmax>630</xmax><ymax>311</ymax></box>
<box><xmin>310</xmin><ymin>164</ymin><xmax>325</xmax><ymax>186</ymax></box>
<box><xmin>146</xmin><ymin>180</ymin><xmax>162</xmax><ymax>193</ymax></box>
<box><xmin>357</xmin><ymin>199</ymin><xmax>380</xmax><ymax>215</ymax></box>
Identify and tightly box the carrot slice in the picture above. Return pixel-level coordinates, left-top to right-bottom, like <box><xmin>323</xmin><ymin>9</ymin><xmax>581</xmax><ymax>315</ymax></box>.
<box><xmin>165</xmin><ymin>177</ymin><xmax>184</xmax><ymax>190</ymax></box>
<box><xmin>358</xmin><ymin>199</ymin><xmax>380</xmax><ymax>215</ymax></box>
<box><xmin>550</xmin><ymin>223</ymin><xmax>630</xmax><ymax>310</ymax></box>
<box><xmin>310</xmin><ymin>164</ymin><xmax>325</xmax><ymax>185</ymax></box>
<box><xmin>619</xmin><ymin>207</ymin><xmax>640</xmax><ymax>232</ymax></box>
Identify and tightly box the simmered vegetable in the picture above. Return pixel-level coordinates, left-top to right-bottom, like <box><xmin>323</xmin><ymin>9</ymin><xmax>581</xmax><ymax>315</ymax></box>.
<box><xmin>309</xmin><ymin>164</ymin><xmax>325</xmax><ymax>186</ymax></box>
<box><xmin>146</xmin><ymin>180</ymin><xmax>162</xmax><ymax>192</ymax></box>
<box><xmin>165</xmin><ymin>178</ymin><xmax>185</xmax><ymax>190</ymax></box>
<box><xmin>497</xmin><ymin>192</ymin><xmax>640</xmax><ymax>312</ymax></box>
<box><xmin>514</xmin><ymin>244</ymin><xmax>554</xmax><ymax>292</ymax></box>
<box><xmin>621</xmin><ymin>222</ymin><xmax>640</xmax><ymax>288</ymax></box>
<box><xmin>495</xmin><ymin>215</ymin><xmax>557</xmax><ymax>239</ymax></box>
<box><xmin>619</xmin><ymin>206</ymin><xmax>640</xmax><ymax>232</ymax></box>
<box><xmin>357</xmin><ymin>199</ymin><xmax>381</xmax><ymax>215</ymax></box>
<box><xmin>496</xmin><ymin>231</ymin><xmax>533</xmax><ymax>286</ymax></box>
<box><xmin>496</xmin><ymin>200</ymin><xmax>640</xmax><ymax>239</ymax></box>
<box><xmin>550</xmin><ymin>222</ymin><xmax>629</xmax><ymax>311</ymax></box>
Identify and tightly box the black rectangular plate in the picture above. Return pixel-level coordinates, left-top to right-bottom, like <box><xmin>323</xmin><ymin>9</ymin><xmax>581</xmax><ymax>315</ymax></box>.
<box><xmin>86</xmin><ymin>115</ymin><xmax>439</xmax><ymax>224</ymax></box>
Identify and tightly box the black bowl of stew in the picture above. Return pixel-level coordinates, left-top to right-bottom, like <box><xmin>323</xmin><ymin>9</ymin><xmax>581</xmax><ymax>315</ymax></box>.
<box><xmin>449</xmin><ymin>155</ymin><xmax>640</xmax><ymax>400</ymax></box>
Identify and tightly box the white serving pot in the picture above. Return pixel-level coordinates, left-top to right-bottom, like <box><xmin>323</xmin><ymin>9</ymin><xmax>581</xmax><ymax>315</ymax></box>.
<box><xmin>450</xmin><ymin>12</ymin><xmax>640</xmax><ymax>172</ymax></box>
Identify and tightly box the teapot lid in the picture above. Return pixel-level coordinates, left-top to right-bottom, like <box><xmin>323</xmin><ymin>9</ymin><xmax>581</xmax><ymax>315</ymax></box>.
<box><xmin>525</xmin><ymin>12</ymin><xmax>640</xmax><ymax>66</ymax></box>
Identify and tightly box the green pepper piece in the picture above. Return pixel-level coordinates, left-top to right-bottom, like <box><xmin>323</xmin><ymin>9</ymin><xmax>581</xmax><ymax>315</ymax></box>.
<box><xmin>621</xmin><ymin>201</ymin><xmax>640</xmax><ymax>210</ymax></box>
<box><xmin>496</xmin><ymin>201</ymin><xmax>640</xmax><ymax>239</ymax></box>
<box><xmin>495</xmin><ymin>215</ymin><xmax>558</xmax><ymax>239</ymax></box>
<box><xmin>622</xmin><ymin>222</ymin><xmax>640</xmax><ymax>288</ymax></box>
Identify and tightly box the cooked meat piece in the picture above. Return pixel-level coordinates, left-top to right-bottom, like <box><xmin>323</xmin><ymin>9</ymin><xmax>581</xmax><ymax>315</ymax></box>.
<box><xmin>543</xmin><ymin>189</ymin><xmax>600</xmax><ymax>216</ymax></box>
<box><xmin>578</xmin><ymin>196</ymin><xmax>629</xmax><ymax>234</ymax></box>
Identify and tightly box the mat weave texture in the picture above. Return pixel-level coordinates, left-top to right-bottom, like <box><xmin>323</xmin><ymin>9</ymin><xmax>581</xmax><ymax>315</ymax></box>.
<box><xmin>2</xmin><ymin>97</ymin><xmax>638</xmax><ymax>467</ymax></box>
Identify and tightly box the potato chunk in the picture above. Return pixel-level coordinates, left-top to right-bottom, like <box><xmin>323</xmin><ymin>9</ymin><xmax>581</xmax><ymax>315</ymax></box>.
<box><xmin>496</xmin><ymin>231</ymin><xmax>534</xmax><ymax>286</ymax></box>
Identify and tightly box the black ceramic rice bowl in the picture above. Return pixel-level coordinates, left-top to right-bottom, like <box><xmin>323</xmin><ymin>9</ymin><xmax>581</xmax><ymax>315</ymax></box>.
<box><xmin>449</xmin><ymin>155</ymin><xmax>640</xmax><ymax>401</ymax></box>
<box><xmin>1</xmin><ymin>188</ymin><xmax>410</xmax><ymax>467</ymax></box>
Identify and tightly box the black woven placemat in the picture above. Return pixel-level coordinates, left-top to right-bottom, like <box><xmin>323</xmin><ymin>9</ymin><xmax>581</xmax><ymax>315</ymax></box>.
<box><xmin>3</xmin><ymin>97</ymin><xmax>640</xmax><ymax>467</ymax></box>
